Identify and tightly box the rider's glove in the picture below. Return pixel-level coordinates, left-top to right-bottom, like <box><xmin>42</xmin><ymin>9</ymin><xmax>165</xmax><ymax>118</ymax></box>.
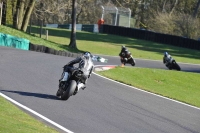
<box><xmin>124</xmin><ymin>58</ymin><xmax>128</xmax><ymax>61</ymax></box>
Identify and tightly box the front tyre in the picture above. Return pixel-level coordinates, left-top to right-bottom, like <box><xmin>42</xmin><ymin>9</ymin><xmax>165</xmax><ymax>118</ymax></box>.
<box><xmin>130</xmin><ymin>58</ymin><xmax>136</xmax><ymax>66</ymax></box>
<box><xmin>61</xmin><ymin>80</ymin><xmax>77</xmax><ymax>100</ymax></box>
<box><xmin>174</xmin><ymin>62</ymin><xmax>181</xmax><ymax>71</ymax></box>
<box><xmin>56</xmin><ymin>81</ymin><xmax>66</xmax><ymax>97</ymax></box>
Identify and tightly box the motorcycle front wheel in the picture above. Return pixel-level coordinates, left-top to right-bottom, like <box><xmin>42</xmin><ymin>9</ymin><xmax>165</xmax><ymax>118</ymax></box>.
<box><xmin>56</xmin><ymin>81</ymin><xmax>66</xmax><ymax>97</ymax></box>
<box><xmin>173</xmin><ymin>62</ymin><xmax>181</xmax><ymax>71</ymax></box>
<box><xmin>130</xmin><ymin>58</ymin><xmax>136</xmax><ymax>66</ymax></box>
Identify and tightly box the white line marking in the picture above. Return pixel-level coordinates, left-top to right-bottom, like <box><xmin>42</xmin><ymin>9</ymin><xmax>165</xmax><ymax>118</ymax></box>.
<box><xmin>0</xmin><ymin>92</ymin><xmax>74</xmax><ymax>133</ymax></box>
<box><xmin>93</xmin><ymin>71</ymin><xmax>200</xmax><ymax>111</ymax></box>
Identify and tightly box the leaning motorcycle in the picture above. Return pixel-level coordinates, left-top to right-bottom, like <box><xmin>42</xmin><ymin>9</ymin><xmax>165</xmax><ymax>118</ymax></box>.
<box><xmin>56</xmin><ymin>65</ymin><xmax>88</xmax><ymax>100</ymax></box>
<box><xmin>121</xmin><ymin>54</ymin><xmax>136</xmax><ymax>66</ymax></box>
<box><xmin>165</xmin><ymin>59</ymin><xmax>181</xmax><ymax>71</ymax></box>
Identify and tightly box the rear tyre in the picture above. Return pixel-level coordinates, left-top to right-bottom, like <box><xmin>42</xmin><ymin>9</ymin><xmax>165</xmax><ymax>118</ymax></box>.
<box><xmin>61</xmin><ymin>80</ymin><xmax>77</xmax><ymax>100</ymax></box>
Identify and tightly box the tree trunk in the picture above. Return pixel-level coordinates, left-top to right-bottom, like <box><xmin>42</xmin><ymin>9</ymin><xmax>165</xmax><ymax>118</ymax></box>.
<box><xmin>1</xmin><ymin>0</ymin><xmax>7</xmax><ymax>25</ymax></box>
<box><xmin>134</xmin><ymin>1</ymin><xmax>140</xmax><ymax>28</ymax></box>
<box><xmin>0</xmin><ymin>1</ymin><xmax>3</xmax><ymax>25</ymax></box>
<box><xmin>17</xmin><ymin>0</ymin><xmax>25</xmax><ymax>30</ymax></box>
<box><xmin>13</xmin><ymin>0</ymin><xmax>20</xmax><ymax>27</ymax></box>
<box><xmin>69</xmin><ymin>0</ymin><xmax>77</xmax><ymax>49</ymax></box>
<box><xmin>21</xmin><ymin>0</ymin><xmax>35</xmax><ymax>32</ymax></box>
<box><xmin>193</xmin><ymin>0</ymin><xmax>200</xmax><ymax>18</ymax></box>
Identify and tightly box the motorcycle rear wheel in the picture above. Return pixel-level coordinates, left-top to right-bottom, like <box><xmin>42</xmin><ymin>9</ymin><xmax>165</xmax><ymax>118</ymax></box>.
<box><xmin>61</xmin><ymin>80</ymin><xmax>77</xmax><ymax>100</ymax></box>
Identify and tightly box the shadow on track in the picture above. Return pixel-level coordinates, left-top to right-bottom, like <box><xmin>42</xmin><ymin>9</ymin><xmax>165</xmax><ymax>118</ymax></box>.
<box><xmin>1</xmin><ymin>90</ymin><xmax>59</xmax><ymax>100</ymax></box>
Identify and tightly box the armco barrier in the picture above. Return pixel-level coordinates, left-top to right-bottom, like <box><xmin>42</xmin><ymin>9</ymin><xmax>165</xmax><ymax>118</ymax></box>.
<box><xmin>81</xmin><ymin>24</ymin><xmax>94</xmax><ymax>32</ymax></box>
<box><xmin>58</xmin><ymin>24</ymin><xmax>71</xmax><ymax>29</ymax></box>
<box><xmin>0</xmin><ymin>33</ymin><xmax>29</xmax><ymax>50</ymax></box>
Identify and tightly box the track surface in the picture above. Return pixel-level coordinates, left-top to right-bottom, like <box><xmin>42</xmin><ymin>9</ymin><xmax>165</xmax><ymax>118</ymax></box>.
<box><xmin>0</xmin><ymin>46</ymin><xmax>200</xmax><ymax>133</ymax></box>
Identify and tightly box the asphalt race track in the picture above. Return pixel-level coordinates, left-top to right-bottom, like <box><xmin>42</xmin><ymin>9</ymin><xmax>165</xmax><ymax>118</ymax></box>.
<box><xmin>0</xmin><ymin>46</ymin><xmax>200</xmax><ymax>133</ymax></box>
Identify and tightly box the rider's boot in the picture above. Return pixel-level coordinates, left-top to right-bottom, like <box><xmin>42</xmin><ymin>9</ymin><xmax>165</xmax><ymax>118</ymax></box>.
<box><xmin>77</xmin><ymin>83</ymin><xmax>86</xmax><ymax>91</ymax></box>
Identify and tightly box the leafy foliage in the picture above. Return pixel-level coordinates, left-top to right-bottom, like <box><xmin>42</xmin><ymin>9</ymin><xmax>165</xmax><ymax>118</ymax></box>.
<box><xmin>3</xmin><ymin>0</ymin><xmax>200</xmax><ymax>39</ymax></box>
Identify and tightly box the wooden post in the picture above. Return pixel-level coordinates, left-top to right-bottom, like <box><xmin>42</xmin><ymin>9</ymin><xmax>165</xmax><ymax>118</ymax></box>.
<box><xmin>46</xmin><ymin>30</ymin><xmax>48</xmax><ymax>40</ymax></box>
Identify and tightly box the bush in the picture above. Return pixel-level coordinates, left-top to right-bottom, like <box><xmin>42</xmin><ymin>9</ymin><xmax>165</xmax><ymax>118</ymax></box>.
<box><xmin>148</xmin><ymin>13</ymin><xmax>200</xmax><ymax>40</ymax></box>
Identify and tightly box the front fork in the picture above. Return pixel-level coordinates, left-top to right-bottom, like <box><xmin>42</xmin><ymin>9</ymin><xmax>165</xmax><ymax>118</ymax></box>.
<box><xmin>60</xmin><ymin>72</ymin><xmax>69</xmax><ymax>81</ymax></box>
<box><xmin>58</xmin><ymin>72</ymin><xmax>69</xmax><ymax>92</ymax></box>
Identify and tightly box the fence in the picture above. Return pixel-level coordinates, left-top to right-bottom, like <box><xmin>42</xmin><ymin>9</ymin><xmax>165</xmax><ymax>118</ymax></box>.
<box><xmin>101</xmin><ymin>24</ymin><xmax>200</xmax><ymax>50</ymax></box>
<box><xmin>27</xmin><ymin>24</ymin><xmax>200</xmax><ymax>51</ymax></box>
<box><xmin>52</xmin><ymin>24</ymin><xmax>98</xmax><ymax>33</ymax></box>
<box><xmin>27</xmin><ymin>24</ymin><xmax>99</xmax><ymax>38</ymax></box>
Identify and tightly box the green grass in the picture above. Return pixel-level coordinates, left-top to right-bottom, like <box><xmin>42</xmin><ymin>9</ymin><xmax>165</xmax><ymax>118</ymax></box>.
<box><xmin>47</xmin><ymin>33</ymin><xmax>200</xmax><ymax>64</ymax></box>
<box><xmin>96</xmin><ymin>67</ymin><xmax>200</xmax><ymax>108</ymax></box>
<box><xmin>0</xmin><ymin>25</ymin><xmax>79</xmax><ymax>53</ymax></box>
<box><xmin>1</xmin><ymin>25</ymin><xmax>200</xmax><ymax>64</ymax></box>
<box><xmin>0</xmin><ymin>96</ymin><xmax>59</xmax><ymax>133</ymax></box>
<box><xmin>0</xmin><ymin>25</ymin><xmax>200</xmax><ymax>132</ymax></box>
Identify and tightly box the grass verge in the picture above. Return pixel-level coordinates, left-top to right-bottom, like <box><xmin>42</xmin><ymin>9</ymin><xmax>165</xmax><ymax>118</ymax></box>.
<box><xmin>96</xmin><ymin>67</ymin><xmax>200</xmax><ymax>108</ymax></box>
<box><xmin>0</xmin><ymin>96</ymin><xmax>59</xmax><ymax>133</ymax></box>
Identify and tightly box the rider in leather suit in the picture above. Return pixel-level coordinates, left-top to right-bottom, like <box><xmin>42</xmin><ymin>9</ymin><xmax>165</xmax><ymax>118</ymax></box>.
<box><xmin>64</xmin><ymin>52</ymin><xmax>94</xmax><ymax>91</ymax></box>
<box><xmin>163</xmin><ymin>52</ymin><xmax>173</xmax><ymax>67</ymax></box>
<box><xmin>119</xmin><ymin>46</ymin><xmax>131</xmax><ymax>66</ymax></box>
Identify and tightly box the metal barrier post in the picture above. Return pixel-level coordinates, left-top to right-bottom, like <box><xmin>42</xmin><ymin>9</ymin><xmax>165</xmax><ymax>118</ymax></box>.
<box><xmin>46</xmin><ymin>30</ymin><xmax>48</xmax><ymax>40</ymax></box>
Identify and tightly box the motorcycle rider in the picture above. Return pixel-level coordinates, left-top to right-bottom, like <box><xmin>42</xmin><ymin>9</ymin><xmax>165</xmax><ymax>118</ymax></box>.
<box><xmin>63</xmin><ymin>52</ymin><xmax>94</xmax><ymax>92</ymax></box>
<box><xmin>163</xmin><ymin>52</ymin><xmax>174</xmax><ymax>67</ymax></box>
<box><xmin>119</xmin><ymin>45</ymin><xmax>132</xmax><ymax>67</ymax></box>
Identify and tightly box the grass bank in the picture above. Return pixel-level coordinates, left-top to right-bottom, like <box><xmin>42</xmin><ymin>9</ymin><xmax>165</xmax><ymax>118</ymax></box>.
<box><xmin>1</xmin><ymin>25</ymin><xmax>200</xmax><ymax>64</ymax></box>
<box><xmin>0</xmin><ymin>96</ymin><xmax>59</xmax><ymax>133</ymax></box>
<box><xmin>96</xmin><ymin>67</ymin><xmax>200</xmax><ymax>108</ymax></box>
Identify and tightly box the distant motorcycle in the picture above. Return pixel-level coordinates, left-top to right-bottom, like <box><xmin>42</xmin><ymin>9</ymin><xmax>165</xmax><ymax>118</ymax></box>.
<box><xmin>56</xmin><ymin>65</ymin><xmax>91</xmax><ymax>100</ymax></box>
<box><xmin>165</xmin><ymin>58</ymin><xmax>181</xmax><ymax>71</ymax></box>
<box><xmin>120</xmin><ymin>54</ymin><xmax>136</xmax><ymax>66</ymax></box>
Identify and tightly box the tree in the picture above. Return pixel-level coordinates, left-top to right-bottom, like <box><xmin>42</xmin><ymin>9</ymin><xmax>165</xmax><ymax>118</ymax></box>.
<box><xmin>33</xmin><ymin>0</ymin><xmax>70</xmax><ymax>25</ymax></box>
<box><xmin>69</xmin><ymin>0</ymin><xmax>77</xmax><ymax>49</ymax></box>
<box><xmin>21</xmin><ymin>0</ymin><xmax>36</xmax><ymax>31</ymax></box>
<box><xmin>16</xmin><ymin>0</ymin><xmax>25</xmax><ymax>29</ymax></box>
<box><xmin>1</xmin><ymin>0</ymin><xmax>7</xmax><ymax>25</ymax></box>
<box><xmin>13</xmin><ymin>0</ymin><xmax>36</xmax><ymax>31</ymax></box>
<box><xmin>193</xmin><ymin>0</ymin><xmax>200</xmax><ymax>18</ymax></box>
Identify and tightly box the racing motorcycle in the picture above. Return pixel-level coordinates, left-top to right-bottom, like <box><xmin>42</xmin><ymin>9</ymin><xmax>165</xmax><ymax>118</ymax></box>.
<box><xmin>56</xmin><ymin>65</ymin><xmax>90</xmax><ymax>100</ymax></box>
<box><xmin>120</xmin><ymin>54</ymin><xmax>136</xmax><ymax>66</ymax></box>
<box><xmin>165</xmin><ymin>59</ymin><xmax>181</xmax><ymax>71</ymax></box>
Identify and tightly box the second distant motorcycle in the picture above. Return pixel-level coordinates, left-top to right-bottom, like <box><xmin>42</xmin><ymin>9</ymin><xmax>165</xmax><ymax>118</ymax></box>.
<box><xmin>163</xmin><ymin>52</ymin><xmax>181</xmax><ymax>71</ymax></box>
<box><xmin>119</xmin><ymin>45</ymin><xmax>136</xmax><ymax>66</ymax></box>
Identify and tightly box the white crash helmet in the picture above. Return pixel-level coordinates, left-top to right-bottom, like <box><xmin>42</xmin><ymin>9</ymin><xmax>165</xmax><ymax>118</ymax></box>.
<box><xmin>83</xmin><ymin>52</ymin><xmax>92</xmax><ymax>59</ymax></box>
